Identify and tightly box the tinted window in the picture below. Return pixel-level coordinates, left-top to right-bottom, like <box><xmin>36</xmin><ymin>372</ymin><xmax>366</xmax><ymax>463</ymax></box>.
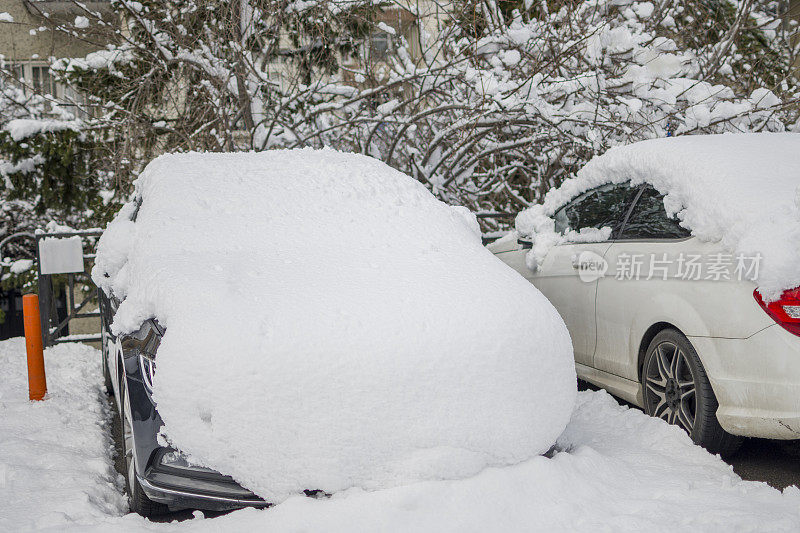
<box><xmin>553</xmin><ymin>183</ymin><xmax>638</xmax><ymax>239</ymax></box>
<box><xmin>619</xmin><ymin>185</ymin><xmax>691</xmax><ymax>239</ymax></box>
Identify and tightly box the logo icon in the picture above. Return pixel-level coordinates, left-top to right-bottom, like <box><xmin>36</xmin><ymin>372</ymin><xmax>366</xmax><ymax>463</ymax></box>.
<box><xmin>573</xmin><ymin>250</ymin><xmax>608</xmax><ymax>282</ymax></box>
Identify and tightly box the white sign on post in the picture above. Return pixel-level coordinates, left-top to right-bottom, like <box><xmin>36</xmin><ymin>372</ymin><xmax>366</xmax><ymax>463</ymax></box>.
<box><xmin>39</xmin><ymin>236</ymin><xmax>85</xmax><ymax>275</ymax></box>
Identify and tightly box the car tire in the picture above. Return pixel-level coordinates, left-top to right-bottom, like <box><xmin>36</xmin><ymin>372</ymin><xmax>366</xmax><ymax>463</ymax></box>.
<box><xmin>120</xmin><ymin>381</ymin><xmax>169</xmax><ymax>518</ymax></box>
<box><xmin>101</xmin><ymin>336</ymin><xmax>114</xmax><ymax>396</ymax></box>
<box><xmin>642</xmin><ymin>329</ymin><xmax>742</xmax><ymax>457</ymax></box>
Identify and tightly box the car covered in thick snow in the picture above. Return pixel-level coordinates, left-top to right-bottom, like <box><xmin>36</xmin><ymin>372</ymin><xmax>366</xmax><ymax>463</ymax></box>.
<box><xmin>94</xmin><ymin>149</ymin><xmax>576</xmax><ymax>516</ymax></box>
<box><xmin>489</xmin><ymin>133</ymin><xmax>800</xmax><ymax>456</ymax></box>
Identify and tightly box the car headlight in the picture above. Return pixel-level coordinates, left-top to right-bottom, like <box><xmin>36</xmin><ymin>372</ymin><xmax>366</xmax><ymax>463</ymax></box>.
<box><xmin>154</xmin><ymin>448</ymin><xmax>218</xmax><ymax>474</ymax></box>
<box><xmin>122</xmin><ymin>320</ymin><xmax>161</xmax><ymax>392</ymax></box>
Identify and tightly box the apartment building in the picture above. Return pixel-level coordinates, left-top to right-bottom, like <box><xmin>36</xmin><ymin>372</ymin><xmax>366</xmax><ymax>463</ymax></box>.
<box><xmin>0</xmin><ymin>0</ymin><xmax>111</xmax><ymax>114</ymax></box>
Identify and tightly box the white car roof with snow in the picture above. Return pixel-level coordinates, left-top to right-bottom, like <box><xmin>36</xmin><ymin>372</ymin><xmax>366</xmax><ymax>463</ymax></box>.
<box><xmin>515</xmin><ymin>133</ymin><xmax>800</xmax><ymax>300</ymax></box>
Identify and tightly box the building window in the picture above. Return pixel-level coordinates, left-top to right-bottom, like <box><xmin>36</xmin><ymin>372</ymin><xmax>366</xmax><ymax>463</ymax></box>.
<box><xmin>7</xmin><ymin>62</ymin><xmax>89</xmax><ymax>118</ymax></box>
<box><xmin>31</xmin><ymin>65</ymin><xmax>58</xmax><ymax>97</ymax></box>
<box><xmin>265</xmin><ymin>63</ymin><xmax>283</xmax><ymax>82</ymax></box>
<box><xmin>10</xmin><ymin>64</ymin><xmax>25</xmax><ymax>84</ymax></box>
<box><xmin>370</xmin><ymin>31</ymin><xmax>392</xmax><ymax>61</ymax></box>
<box><xmin>9</xmin><ymin>63</ymin><xmax>59</xmax><ymax>97</ymax></box>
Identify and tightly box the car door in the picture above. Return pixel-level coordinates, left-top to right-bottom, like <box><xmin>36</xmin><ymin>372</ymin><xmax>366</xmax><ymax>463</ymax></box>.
<box><xmin>529</xmin><ymin>183</ymin><xmax>640</xmax><ymax>367</ymax></box>
<box><xmin>594</xmin><ymin>184</ymin><xmax>692</xmax><ymax>380</ymax></box>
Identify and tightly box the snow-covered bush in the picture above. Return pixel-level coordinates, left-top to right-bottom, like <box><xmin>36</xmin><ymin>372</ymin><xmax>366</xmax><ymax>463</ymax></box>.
<box><xmin>288</xmin><ymin>0</ymin><xmax>798</xmax><ymax>232</ymax></box>
<box><xmin>31</xmin><ymin>0</ymin><xmax>800</xmax><ymax>236</ymax></box>
<box><xmin>49</xmin><ymin>0</ymin><xmax>383</xmax><ymax>182</ymax></box>
<box><xmin>0</xmin><ymin>56</ymin><xmax>109</xmax><ymax>272</ymax></box>
<box><xmin>93</xmin><ymin>149</ymin><xmax>576</xmax><ymax>502</ymax></box>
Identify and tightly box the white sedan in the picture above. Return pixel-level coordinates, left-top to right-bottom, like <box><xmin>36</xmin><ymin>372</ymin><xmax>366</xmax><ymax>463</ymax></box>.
<box><xmin>490</xmin><ymin>134</ymin><xmax>800</xmax><ymax>456</ymax></box>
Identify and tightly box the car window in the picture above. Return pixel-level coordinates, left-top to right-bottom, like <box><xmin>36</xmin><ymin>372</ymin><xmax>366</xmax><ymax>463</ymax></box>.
<box><xmin>553</xmin><ymin>182</ymin><xmax>638</xmax><ymax>239</ymax></box>
<box><xmin>619</xmin><ymin>185</ymin><xmax>691</xmax><ymax>240</ymax></box>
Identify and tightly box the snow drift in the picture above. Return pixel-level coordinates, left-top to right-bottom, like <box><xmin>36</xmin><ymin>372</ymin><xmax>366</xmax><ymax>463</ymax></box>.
<box><xmin>516</xmin><ymin>133</ymin><xmax>800</xmax><ymax>300</ymax></box>
<box><xmin>92</xmin><ymin>148</ymin><xmax>575</xmax><ymax>503</ymax></box>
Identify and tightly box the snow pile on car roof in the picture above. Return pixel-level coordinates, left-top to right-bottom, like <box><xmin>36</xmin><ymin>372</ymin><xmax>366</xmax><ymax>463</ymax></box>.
<box><xmin>93</xmin><ymin>148</ymin><xmax>575</xmax><ymax>503</ymax></box>
<box><xmin>516</xmin><ymin>133</ymin><xmax>800</xmax><ymax>300</ymax></box>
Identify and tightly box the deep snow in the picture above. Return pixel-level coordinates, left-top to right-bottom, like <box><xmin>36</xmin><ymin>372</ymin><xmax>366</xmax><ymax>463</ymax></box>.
<box><xmin>92</xmin><ymin>148</ymin><xmax>576</xmax><ymax>502</ymax></box>
<box><xmin>0</xmin><ymin>339</ymin><xmax>127</xmax><ymax>531</ymax></box>
<box><xmin>515</xmin><ymin>133</ymin><xmax>800</xmax><ymax>301</ymax></box>
<box><xmin>3</xmin><ymin>338</ymin><xmax>800</xmax><ymax>532</ymax></box>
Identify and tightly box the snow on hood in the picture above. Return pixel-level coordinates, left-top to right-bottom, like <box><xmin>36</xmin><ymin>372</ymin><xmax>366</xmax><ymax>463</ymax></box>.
<box><xmin>92</xmin><ymin>148</ymin><xmax>576</xmax><ymax>503</ymax></box>
<box><xmin>516</xmin><ymin>133</ymin><xmax>800</xmax><ymax>301</ymax></box>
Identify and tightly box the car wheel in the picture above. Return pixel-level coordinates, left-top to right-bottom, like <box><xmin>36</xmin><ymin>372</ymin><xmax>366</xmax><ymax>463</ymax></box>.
<box><xmin>642</xmin><ymin>329</ymin><xmax>742</xmax><ymax>457</ymax></box>
<box><xmin>121</xmin><ymin>382</ymin><xmax>169</xmax><ymax>518</ymax></box>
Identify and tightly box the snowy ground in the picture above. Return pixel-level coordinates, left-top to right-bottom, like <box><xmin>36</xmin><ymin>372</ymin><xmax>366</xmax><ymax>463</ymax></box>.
<box><xmin>0</xmin><ymin>338</ymin><xmax>126</xmax><ymax>530</ymax></box>
<box><xmin>3</xmin><ymin>338</ymin><xmax>800</xmax><ymax>532</ymax></box>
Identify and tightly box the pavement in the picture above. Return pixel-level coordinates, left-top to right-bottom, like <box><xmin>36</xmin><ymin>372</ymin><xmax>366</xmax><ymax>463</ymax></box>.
<box><xmin>731</xmin><ymin>438</ymin><xmax>800</xmax><ymax>490</ymax></box>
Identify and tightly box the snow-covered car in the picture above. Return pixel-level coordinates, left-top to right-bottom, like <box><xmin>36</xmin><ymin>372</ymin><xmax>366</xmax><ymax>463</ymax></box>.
<box><xmin>93</xmin><ymin>149</ymin><xmax>576</xmax><ymax>516</ymax></box>
<box><xmin>489</xmin><ymin>134</ymin><xmax>800</xmax><ymax>456</ymax></box>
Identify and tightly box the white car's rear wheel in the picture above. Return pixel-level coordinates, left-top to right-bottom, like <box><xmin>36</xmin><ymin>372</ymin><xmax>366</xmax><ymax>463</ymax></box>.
<box><xmin>642</xmin><ymin>329</ymin><xmax>742</xmax><ymax>457</ymax></box>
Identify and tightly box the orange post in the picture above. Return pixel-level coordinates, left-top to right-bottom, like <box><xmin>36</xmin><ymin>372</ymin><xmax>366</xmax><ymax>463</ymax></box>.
<box><xmin>22</xmin><ymin>294</ymin><xmax>47</xmax><ymax>401</ymax></box>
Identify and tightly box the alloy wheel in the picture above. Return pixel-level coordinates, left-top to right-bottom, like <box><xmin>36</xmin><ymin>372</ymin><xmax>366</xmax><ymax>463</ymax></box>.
<box><xmin>122</xmin><ymin>387</ymin><xmax>136</xmax><ymax>493</ymax></box>
<box><xmin>119</xmin><ymin>380</ymin><xmax>170</xmax><ymax>517</ymax></box>
<box><xmin>643</xmin><ymin>341</ymin><xmax>697</xmax><ymax>434</ymax></box>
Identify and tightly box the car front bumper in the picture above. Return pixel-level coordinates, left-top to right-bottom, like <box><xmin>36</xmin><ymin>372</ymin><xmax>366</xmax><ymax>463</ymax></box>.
<box><xmin>138</xmin><ymin>468</ymin><xmax>268</xmax><ymax>512</ymax></box>
<box><xmin>689</xmin><ymin>324</ymin><xmax>800</xmax><ymax>439</ymax></box>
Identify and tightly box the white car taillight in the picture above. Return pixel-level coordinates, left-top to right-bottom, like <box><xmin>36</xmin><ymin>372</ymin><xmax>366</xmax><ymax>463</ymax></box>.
<box><xmin>754</xmin><ymin>287</ymin><xmax>800</xmax><ymax>338</ymax></box>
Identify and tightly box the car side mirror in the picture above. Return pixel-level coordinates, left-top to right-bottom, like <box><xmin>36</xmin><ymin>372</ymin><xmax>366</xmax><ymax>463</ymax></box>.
<box><xmin>517</xmin><ymin>237</ymin><xmax>532</xmax><ymax>249</ymax></box>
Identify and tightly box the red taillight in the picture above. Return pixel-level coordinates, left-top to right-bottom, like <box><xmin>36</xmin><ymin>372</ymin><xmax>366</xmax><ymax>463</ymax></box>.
<box><xmin>754</xmin><ymin>287</ymin><xmax>800</xmax><ymax>337</ymax></box>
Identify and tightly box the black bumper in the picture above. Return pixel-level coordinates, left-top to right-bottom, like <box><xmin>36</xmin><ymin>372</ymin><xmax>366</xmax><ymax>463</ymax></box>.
<box><xmin>138</xmin><ymin>473</ymin><xmax>268</xmax><ymax>512</ymax></box>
